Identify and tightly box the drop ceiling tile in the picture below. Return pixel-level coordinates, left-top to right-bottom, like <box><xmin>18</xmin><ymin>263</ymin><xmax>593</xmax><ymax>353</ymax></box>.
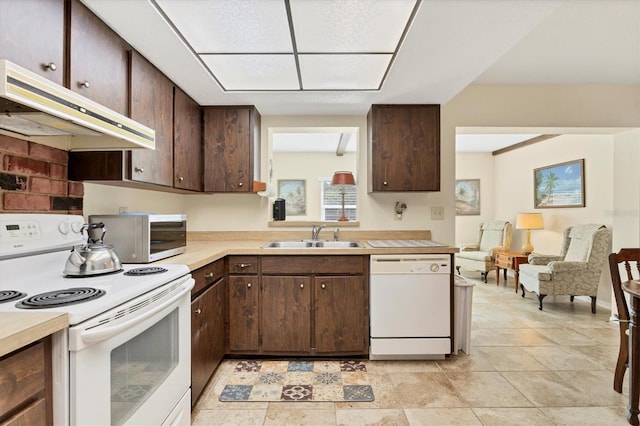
<box><xmin>201</xmin><ymin>54</ymin><xmax>299</xmax><ymax>91</ymax></box>
<box><xmin>156</xmin><ymin>0</ymin><xmax>292</xmax><ymax>52</ymax></box>
<box><xmin>290</xmin><ymin>0</ymin><xmax>417</xmax><ymax>52</ymax></box>
<box><xmin>299</xmin><ymin>54</ymin><xmax>392</xmax><ymax>90</ymax></box>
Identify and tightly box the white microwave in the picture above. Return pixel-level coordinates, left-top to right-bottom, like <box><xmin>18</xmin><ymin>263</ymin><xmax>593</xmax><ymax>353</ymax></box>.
<box><xmin>89</xmin><ymin>214</ymin><xmax>187</xmax><ymax>263</ymax></box>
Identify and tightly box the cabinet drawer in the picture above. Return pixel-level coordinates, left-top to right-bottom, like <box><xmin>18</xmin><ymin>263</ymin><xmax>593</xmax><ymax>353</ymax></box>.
<box><xmin>0</xmin><ymin>342</ymin><xmax>46</xmax><ymax>418</ymax></box>
<box><xmin>191</xmin><ymin>259</ymin><xmax>224</xmax><ymax>296</ymax></box>
<box><xmin>228</xmin><ymin>256</ymin><xmax>258</xmax><ymax>274</ymax></box>
<box><xmin>261</xmin><ymin>256</ymin><xmax>365</xmax><ymax>275</ymax></box>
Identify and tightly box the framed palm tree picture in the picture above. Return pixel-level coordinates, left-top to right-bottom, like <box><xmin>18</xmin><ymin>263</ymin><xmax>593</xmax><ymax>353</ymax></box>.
<box><xmin>534</xmin><ymin>159</ymin><xmax>585</xmax><ymax>208</ymax></box>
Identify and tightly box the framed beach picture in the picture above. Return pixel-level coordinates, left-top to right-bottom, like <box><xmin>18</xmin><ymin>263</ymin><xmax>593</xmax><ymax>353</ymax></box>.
<box><xmin>278</xmin><ymin>179</ymin><xmax>306</xmax><ymax>215</ymax></box>
<box><xmin>455</xmin><ymin>179</ymin><xmax>481</xmax><ymax>215</ymax></box>
<box><xmin>534</xmin><ymin>159</ymin><xmax>585</xmax><ymax>208</ymax></box>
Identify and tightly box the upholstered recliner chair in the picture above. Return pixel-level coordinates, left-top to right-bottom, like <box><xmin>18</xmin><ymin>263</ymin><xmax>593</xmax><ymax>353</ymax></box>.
<box><xmin>519</xmin><ymin>224</ymin><xmax>612</xmax><ymax>313</ymax></box>
<box><xmin>455</xmin><ymin>221</ymin><xmax>512</xmax><ymax>283</ymax></box>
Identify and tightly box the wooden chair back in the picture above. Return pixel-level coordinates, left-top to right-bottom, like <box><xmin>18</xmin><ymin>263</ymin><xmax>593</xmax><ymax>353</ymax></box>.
<box><xmin>609</xmin><ymin>248</ymin><xmax>640</xmax><ymax>392</ymax></box>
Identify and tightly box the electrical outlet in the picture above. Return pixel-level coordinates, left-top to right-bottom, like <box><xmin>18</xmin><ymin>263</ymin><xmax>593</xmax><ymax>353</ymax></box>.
<box><xmin>431</xmin><ymin>206</ymin><xmax>444</xmax><ymax>220</ymax></box>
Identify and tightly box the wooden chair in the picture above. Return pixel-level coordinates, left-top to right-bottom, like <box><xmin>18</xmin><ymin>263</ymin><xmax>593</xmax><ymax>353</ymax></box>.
<box><xmin>610</xmin><ymin>248</ymin><xmax>640</xmax><ymax>393</ymax></box>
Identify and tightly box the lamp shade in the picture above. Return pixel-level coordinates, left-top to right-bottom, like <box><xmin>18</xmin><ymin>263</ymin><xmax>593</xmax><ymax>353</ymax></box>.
<box><xmin>331</xmin><ymin>171</ymin><xmax>356</xmax><ymax>186</ymax></box>
<box><xmin>516</xmin><ymin>213</ymin><xmax>544</xmax><ymax>230</ymax></box>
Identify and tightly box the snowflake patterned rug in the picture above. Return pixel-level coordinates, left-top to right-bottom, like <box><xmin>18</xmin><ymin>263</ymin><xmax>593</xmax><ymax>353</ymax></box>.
<box><xmin>218</xmin><ymin>360</ymin><xmax>375</xmax><ymax>402</ymax></box>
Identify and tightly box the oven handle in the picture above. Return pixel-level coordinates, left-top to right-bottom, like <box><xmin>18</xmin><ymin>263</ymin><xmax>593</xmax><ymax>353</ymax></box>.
<box><xmin>79</xmin><ymin>281</ymin><xmax>192</xmax><ymax>344</ymax></box>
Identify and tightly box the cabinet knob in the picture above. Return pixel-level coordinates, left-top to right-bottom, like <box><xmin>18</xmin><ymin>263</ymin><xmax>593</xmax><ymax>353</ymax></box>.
<box><xmin>134</xmin><ymin>167</ymin><xmax>144</xmax><ymax>173</ymax></box>
<box><xmin>299</xmin><ymin>283</ymin><xmax>304</xmax><ymax>289</ymax></box>
<box><xmin>178</xmin><ymin>176</ymin><xmax>184</xmax><ymax>182</ymax></box>
<box><xmin>238</xmin><ymin>182</ymin><xmax>244</xmax><ymax>187</ymax></box>
<box><xmin>239</xmin><ymin>263</ymin><xmax>251</xmax><ymax>268</ymax></box>
<box><xmin>321</xmin><ymin>284</ymin><xmax>326</xmax><ymax>289</ymax></box>
<box><xmin>247</xmin><ymin>282</ymin><xmax>252</xmax><ymax>288</ymax></box>
<box><xmin>205</xmin><ymin>272</ymin><xmax>214</xmax><ymax>278</ymax></box>
<box><xmin>45</xmin><ymin>62</ymin><xmax>57</xmax><ymax>71</ymax></box>
<box><xmin>194</xmin><ymin>308</ymin><xmax>202</xmax><ymax>314</ymax></box>
<box><xmin>383</xmin><ymin>181</ymin><xmax>388</xmax><ymax>186</ymax></box>
<box><xmin>79</xmin><ymin>80</ymin><xmax>90</xmax><ymax>88</ymax></box>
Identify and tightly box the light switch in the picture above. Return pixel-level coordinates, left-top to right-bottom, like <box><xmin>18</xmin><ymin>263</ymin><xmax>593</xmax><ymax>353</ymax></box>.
<box><xmin>431</xmin><ymin>206</ymin><xmax>444</xmax><ymax>220</ymax></box>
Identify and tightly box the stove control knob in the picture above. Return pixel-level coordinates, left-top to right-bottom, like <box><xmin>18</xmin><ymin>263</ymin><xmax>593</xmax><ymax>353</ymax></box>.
<box><xmin>71</xmin><ymin>222</ymin><xmax>84</xmax><ymax>233</ymax></box>
<box><xmin>58</xmin><ymin>221</ymin><xmax>70</xmax><ymax>234</ymax></box>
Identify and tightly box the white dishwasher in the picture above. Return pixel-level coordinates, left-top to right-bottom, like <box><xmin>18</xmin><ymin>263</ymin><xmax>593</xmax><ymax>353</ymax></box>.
<box><xmin>370</xmin><ymin>254</ymin><xmax>451</xmax><ymax>360</ymax></box>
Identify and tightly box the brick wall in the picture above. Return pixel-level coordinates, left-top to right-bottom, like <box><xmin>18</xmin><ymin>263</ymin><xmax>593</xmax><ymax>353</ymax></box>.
<box><xmin>0</xmin><ymin>135</ymin><xmax>83</xmax><ymax>214</ymax></box>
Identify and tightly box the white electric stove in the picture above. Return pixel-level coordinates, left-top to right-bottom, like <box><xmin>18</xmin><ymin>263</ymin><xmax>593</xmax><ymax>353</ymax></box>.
<box><xmin>0</xmin><ymin>214</ymin><xmax>193</xmax><ymax>426</ymax></box>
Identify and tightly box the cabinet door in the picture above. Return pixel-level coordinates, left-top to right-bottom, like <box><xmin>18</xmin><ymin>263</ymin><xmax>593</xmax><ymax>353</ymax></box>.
<box><xmin>228</xmin><ymin>276</ymin><xmax>260</xmax><ymax>352</ymax></box>
<box><xmin>0</xmin><ymin>0</ymin><xmax>64</xmax><ymax>85</ymax></box>
<box><xmin>69</xmin><ymin>0</ymin><xmax>129</xmax><ymax>115</ymax></box>
<box><xmin>368</xmin><ymin>104</ymin><xmax>440</xmax><ymax>192</ymax></box>
<box><xmin>314</xmin><ymin>276</ymin><xmax>368</xmax><ymax>354</ymax></box>
<box><xmin>191</xmin><ymin>278</ymin><xmax>225</xmax><ymax>406</ymax></box>
<box><xmin>129</xmin><ymin>51</ymin><xmax>174</xmax><ymax>186</ymax></box>
<box><xmin>203</xmin><ymin>106</ymin><xmax>260</xmax><ymax>192</ymax></box>
<box><xmin>174</xmin><ymin>87</ymin><xmax>202</xmax><ymax>191</ymax></box>
<box><xmin>261</xmin><ymin>276</ymin><xmax>311</xmax><ymax>353</ymax></box>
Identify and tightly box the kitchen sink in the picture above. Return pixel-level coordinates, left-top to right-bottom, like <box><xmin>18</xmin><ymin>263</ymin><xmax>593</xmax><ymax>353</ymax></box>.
<box><xmin>262</xmin><ymin>240</ymin><xmax>364</xmax><ymax>249</ymax></box>
<box><xmin>262</xmin><ymin>241</ymin><xmax>314</xmax><ymax>248</ymax></box>
<box><xmin>313</xmin><ymin>241</ymin><xmax>364</xmax><ymax>248</ymax></box>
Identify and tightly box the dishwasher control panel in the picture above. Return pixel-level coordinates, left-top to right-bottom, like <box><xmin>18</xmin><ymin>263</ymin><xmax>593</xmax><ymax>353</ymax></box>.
<box><xmin>370</xmin><ymin>254</ymin><xmax>451</xmax><ymax>274</ymax></box>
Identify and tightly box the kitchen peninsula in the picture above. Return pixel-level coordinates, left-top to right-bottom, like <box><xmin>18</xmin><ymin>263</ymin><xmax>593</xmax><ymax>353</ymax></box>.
<box><xmin>158</xmin><ymin>229</ymin><xmax>458</xmax><ymax>404</ymax></box>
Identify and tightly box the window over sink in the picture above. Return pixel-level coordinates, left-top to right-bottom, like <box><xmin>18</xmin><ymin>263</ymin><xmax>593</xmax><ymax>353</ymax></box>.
<box><xmin>268</xmin><ymin>126</ymin><xmax>359</xmax><ymax>224</ymax></box>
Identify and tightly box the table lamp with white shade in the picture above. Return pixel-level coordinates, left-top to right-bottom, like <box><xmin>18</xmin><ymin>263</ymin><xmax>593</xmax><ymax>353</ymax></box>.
<box><xmin>516</xmin><ymin>213</ymin><xmax>544</xmax><ymax>254</ymax></box>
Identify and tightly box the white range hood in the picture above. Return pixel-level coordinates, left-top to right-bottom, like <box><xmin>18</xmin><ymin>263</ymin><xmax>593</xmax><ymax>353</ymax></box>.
<box><xmin>0</xmin><ymin>59</ymin><xmax>155</xmax><ymax>150</ymax></box>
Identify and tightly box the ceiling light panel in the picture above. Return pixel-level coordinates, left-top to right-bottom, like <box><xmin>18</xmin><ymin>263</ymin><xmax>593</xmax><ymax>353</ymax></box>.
<box><xmin>156</xmin><ymin>0</ymin><xmax>292</xmax><ymax>52</ymax></box>
<box><xmin>299</xmin><ymin>54</ymin><xmax>391</xmax><ymax>90</ymax></box>
<box><xmin>201</xmin><ymin>54</ymin><xmax>299</xmax><ymax>90</ymax></box>
<box><xmin>290</xmin><ymin>0</ymin><xmax>417</xmax><ymax>52</ymax></box>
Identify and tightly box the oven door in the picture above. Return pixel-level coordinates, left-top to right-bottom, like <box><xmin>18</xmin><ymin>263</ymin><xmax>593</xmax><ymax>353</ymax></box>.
<box><xmin>68</xmin><ymin>275</ymin><xmax>194</xmax><ymax>426</ymax></box>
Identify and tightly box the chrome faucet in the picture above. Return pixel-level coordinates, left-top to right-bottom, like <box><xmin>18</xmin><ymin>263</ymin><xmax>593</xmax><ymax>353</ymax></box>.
<box><xmin>311</xmin><ymin>224</ymin><xmax>326</xmax><ymax>241</ymax></box>
<box><xmin>333</xmin><ymin>228</ymin><xmax>340</xmax><ymax>241</ymax></box>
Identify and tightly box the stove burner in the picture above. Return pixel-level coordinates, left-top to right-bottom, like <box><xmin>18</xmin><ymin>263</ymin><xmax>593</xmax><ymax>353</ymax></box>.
<box><xmin>124</xmin><ymin>267</ymin><xmax>168</xmax><ymax>276</ymax></box>
<box><xmin>16</xmin><ymin>287</ymin><xmax>105</xmax><ymax>309</ymax></box>
<box><xmin>0</xmin><ymin>290</ymin><xmax>26</xmax><ymax>304</ymax></box>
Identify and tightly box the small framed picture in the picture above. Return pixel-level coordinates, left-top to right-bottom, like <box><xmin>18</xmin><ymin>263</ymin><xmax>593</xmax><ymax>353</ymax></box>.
<box><xmin>278</xmin><ymin>179</ymin><xmax>306</xmax><ymax>215</ymax></box>
<box><xmin>455</xmin><ymin>179</ymin><xmax>480</xmax><ymax>215</ymax></box>
<box><xmin>534</xmin><ymin>159</ymin><xmax>585</xmax><ymax>208</ymax></box>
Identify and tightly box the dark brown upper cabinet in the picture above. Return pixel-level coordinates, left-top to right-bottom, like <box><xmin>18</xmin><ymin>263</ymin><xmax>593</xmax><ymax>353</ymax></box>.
<box><xmin>203</xmin><ymin>106</ymin><xmax>261</xmax><ymax>193</ymax></box>
<box><xmin>367</xmin><ymin>104</ymin><xmax>441</xmax><ymax>192</ymax></box>
<box><xmin>128</xmin><ymin>51</ymin><xmax>174</xmax><ymax>187</ymax></box>
<box><xmin>0</xmin><ymin>0</ymin><xmax>65</xmax><ymax>85</ymax></box>
<box><xmin>174</xmin><ymin>87</ymin><xmax>203</xmax><ymax>191</ymax></box>
<box><xmin>68</xmin><ymin>0</ymin><xmax>129</xmax><ymax>116</ymax></box>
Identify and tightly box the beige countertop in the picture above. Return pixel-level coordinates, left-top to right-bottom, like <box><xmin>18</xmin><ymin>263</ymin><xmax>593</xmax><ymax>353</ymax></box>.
<box><xmin>160</xmin><ymin>231</ymin><xmax>459</xmax><ymax>271</ymax></box>
<box><xmin>3</xmin><ymin>230</ymin><xmax>456</xmax><ymax>356</ymax></box>
<box><xmin>0</xmin><ymin>312</ymin><xmax>68</xmax><ymax>357</ymax></box>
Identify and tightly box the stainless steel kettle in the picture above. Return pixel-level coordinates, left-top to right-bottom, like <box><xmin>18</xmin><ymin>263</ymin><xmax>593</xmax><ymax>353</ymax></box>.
<box><xmin>63</xmin><ymin>223</ymin><xmax>123</xmax><ymax>277</ymax></box>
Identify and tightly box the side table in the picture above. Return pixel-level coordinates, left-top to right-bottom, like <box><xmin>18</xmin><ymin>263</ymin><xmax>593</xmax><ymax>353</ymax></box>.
<box><xmin>495</xmin><ymin>251</ymin><xmax>529</xmax><ymax>292</ymax></box>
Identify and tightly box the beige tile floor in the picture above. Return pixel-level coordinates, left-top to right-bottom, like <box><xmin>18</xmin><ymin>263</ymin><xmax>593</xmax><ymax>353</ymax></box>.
<box><xmin>192</xmin><ymin>273</ymin><xmax>630</xmax><ymax>425</ymax></box>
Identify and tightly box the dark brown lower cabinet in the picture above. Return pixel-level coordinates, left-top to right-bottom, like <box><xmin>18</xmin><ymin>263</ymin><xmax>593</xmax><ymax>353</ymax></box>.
<box><xmin>0</xmin><ymin>339</ymin><xmax>52</xmax><ymax>425</ymax></box>
<box><xmin>191</xmin><ymin>260</ymin><xmax>225</xmax><ymax>406</ymax></box>
<box><xmin>226</xmin><ymin>255</ymin><xmax>369</xmax><ymax>356</ymax></box>
<box><xmin>314</xmin><ymin>275</ymin><xmax>367</xmax><ymax>354</ymax></box>
<box><xmin>260</xmin><ymin>276</ymin><xmax>311</xmax><ymax>353</ymax></box>
<box><xmin>227</xmin><ymin>275</ymin><xmax>260</xmax><ymax>353</ymax></box>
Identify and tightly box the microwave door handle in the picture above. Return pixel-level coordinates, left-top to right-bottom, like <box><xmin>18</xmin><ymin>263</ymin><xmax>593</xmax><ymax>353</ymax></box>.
<box><xmin>79</xmin><ymin>280</ymin><xmax>193</xmax><ymax>344</ymax></box>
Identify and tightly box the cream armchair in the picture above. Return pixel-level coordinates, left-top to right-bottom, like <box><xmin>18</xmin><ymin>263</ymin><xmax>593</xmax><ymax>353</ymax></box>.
<box><xmin>455</xmin><ymin>221</ymin><xmax>512</xmax><ymax>283</ymax></box>
<box><xmin>519</xmin><ymin>224</ymin><xmax>611</xmax><ymax>313</ymax></box>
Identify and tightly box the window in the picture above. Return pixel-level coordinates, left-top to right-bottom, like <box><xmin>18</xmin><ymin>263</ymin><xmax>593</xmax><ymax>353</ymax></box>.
<box><xmin>320</xmin><ymin>179</ymin><xmax>357</xmax><ymax>221</ymax></box>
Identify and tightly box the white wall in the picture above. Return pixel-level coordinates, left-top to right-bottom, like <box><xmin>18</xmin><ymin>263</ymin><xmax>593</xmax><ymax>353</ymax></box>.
<box><xmin>455</xmin><ymin>152</ymin><xmax>495</xmax><ymax>245</ymax></box>
<box><xmin>83</xmin><ymin>83</ymin><xmax>639</xmax><ymax>253</ymax></box>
